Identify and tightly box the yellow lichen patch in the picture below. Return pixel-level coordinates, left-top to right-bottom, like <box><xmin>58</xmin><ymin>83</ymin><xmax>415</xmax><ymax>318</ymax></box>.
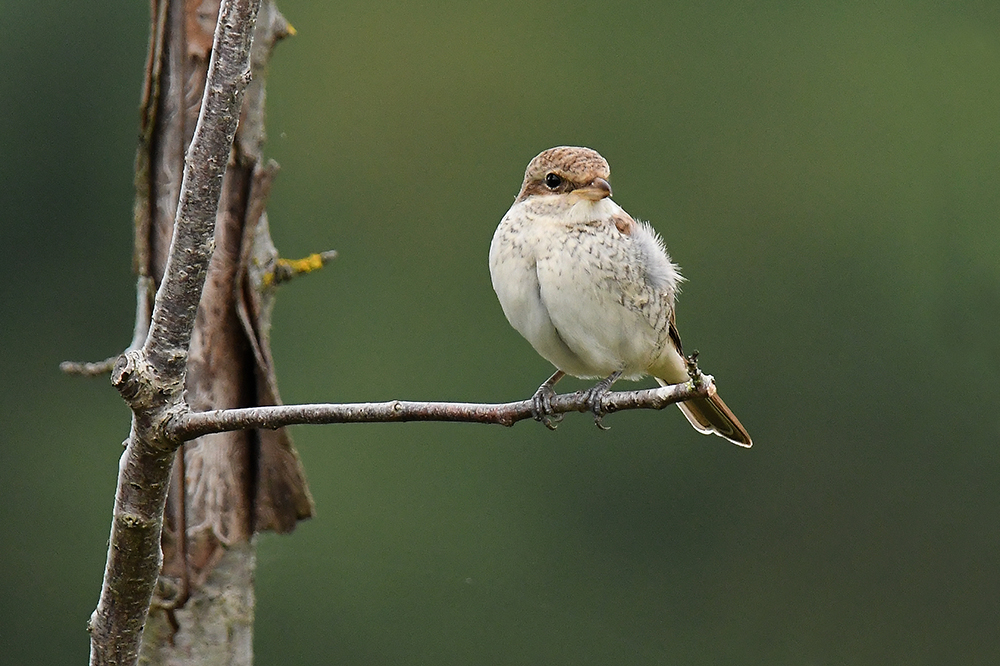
<box><xmin>261</xmin><ymin>252</ymin><xmax>332</xmax><ymax>288</ymax></box>
<box><xmin>284</xmin><ymin>253</ymin><xmax>324</xmax><ymax>274</ymax></box>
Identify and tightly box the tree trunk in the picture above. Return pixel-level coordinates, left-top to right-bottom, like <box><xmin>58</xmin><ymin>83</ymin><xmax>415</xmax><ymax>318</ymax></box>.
<box><xmin>132</xmin><ymin>1</ymin><xmax>312</xmax><ymax>662</ymax></box>
<box><xmin>139</xmin><ymin>543</ymin><xmax>256</xmax><ymax>666</ymax></box>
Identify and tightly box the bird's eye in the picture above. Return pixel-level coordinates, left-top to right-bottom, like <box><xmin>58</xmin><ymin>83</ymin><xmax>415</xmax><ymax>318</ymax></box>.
<box><xmin>544</xmin><ymin>173</ymin><xmax>562</xmax><ymax>189</ymax></box>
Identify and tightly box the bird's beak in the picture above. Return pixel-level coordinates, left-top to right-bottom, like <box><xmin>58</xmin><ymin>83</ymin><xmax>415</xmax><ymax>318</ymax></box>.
<box><xmin>572</xmin><ymin>177</ymin><xmax>613</xmax><ymax>202</ymax></box>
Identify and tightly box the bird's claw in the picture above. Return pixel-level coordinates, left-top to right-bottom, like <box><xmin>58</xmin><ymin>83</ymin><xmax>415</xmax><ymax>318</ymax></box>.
<box><xmin>582</xmin><ymin>371</ymin><xmax>622</xmax><ymax>430</ymax></box>
<box><xmin>581</xmin><ymin>385</ymin><xmax>611</xmax><ymax>430</ymax></box>
<box><xmin>530</xmin><ymin>370</ymin><xmax>565</xmax><ymax>429</ymax></box>
<box><xmin>531</xmin><ymin>384</ymin><xmax>563</xmax><ymax>430</ymax></box>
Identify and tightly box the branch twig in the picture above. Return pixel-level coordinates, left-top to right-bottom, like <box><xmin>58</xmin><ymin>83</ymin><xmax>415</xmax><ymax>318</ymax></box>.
<box><xmin>171</xmin><ymin>375</ymin><xmax>716</xmax><ymax>439</ymax></box>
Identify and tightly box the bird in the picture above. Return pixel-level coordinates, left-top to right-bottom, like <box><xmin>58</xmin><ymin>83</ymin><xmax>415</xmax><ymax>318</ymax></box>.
<box><xmin>488</xmin><ymin>146</ymin><xmax>752</xmax><ymax>447</ymax></box>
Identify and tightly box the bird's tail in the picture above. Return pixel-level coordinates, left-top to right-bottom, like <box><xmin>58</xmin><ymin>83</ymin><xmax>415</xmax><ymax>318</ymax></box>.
<box><xmin>655</xmin><ymin>378</ymin><xmax>752</xmax><ymax>447</ymax></box>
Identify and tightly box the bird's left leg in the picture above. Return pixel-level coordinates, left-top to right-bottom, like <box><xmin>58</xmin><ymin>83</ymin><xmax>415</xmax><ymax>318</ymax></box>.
<box><xmin>581</xmin><ymin>370</ymin><xmax>623</xmax><ymax>430</ymax></box>
<box><xmin>532</xmin><ymin>369</ymin><xmax>566</xmax><ymax>430</ymax></box>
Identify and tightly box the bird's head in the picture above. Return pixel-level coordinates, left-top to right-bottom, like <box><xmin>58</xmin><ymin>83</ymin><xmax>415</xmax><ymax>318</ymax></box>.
<box><xmin>516</xmin><ymin>146</ymin><xmax>613</xmax><ymax>204</ymax></box>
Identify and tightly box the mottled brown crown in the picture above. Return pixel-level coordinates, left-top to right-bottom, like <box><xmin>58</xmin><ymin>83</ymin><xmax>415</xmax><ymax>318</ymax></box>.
<box><xmin>517</xmin><ymin>146</ymin><xmax>611</xmax><ymax>201</ymax></box>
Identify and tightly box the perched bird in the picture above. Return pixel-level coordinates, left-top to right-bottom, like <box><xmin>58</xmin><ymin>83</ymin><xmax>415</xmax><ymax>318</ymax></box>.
<box><xmin>488</xmin><ymin>146</ymin><xmax>752</xmax><ymax>447</ymax></box>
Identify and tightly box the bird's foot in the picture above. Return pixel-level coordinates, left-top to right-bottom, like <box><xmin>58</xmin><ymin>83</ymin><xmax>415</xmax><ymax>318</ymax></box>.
<box><xmin>532</xmin><ymin>387</ymin><xmax>562</xmax><ymax>430</ymax></box>
<box><xmin>581</xmin><ymin>371</ymin><xmax>622</xmax><ymax>430</ymax></box>
<box><xmin>684</xmin><ymin>350</ymin><xmax>701</xmax><ymax>382</ymax></box>
<box><xmin>531</xmin><ymin>370</ymin><xmax>565</xmax><ymax>430</ymax></box>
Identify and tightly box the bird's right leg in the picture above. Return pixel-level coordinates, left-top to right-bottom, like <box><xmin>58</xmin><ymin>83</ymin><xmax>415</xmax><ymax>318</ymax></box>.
<box><xmin>531</xmin><ymin>369</ymin><xmax>565</xmax><ymax>430</ymax></box>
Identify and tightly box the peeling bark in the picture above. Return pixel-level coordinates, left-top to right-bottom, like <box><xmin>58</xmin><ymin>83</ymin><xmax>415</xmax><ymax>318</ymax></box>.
<box><xmin>89</xmin><ymin>1</ymin><xmax>311</xmax><ymax>663</ymax></box>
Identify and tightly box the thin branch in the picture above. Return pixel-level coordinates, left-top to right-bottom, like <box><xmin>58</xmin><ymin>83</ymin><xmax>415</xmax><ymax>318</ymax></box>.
<box><xmin>58</xmin><ymin>357</ymin><xmax>120</xmax><ymax>377</ymax></box>
<box><xmin>170</xmin><ymin>376</ymin><xmax>717</xmax><ymax>440</ymax></box>
<box><xmin>60</xmin><ymin>276</ymin><xmax>154</xmax><ymax>376</ymax></box>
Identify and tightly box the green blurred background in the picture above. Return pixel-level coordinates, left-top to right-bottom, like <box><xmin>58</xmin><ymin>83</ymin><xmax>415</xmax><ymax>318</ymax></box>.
<box><xmin>2</xmin><ymin>0</ymin><xmax>999</xmax><ymax>663</ymax></box>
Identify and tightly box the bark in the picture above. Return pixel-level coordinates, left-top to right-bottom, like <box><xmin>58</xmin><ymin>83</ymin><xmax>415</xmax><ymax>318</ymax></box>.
<box><xmin>139</xmin><ymin>543</ymin><xmax>256</xmax><ymax>666</ymax></box>
<box><xmin>141</xmin><ymin>0</ymin><xmax>312</xmax><ymax>661</ymax></box>
<box><xmin>88</xmin><ymin>0</ymin><xmax>312</xmax><ymax>663</ymax></box>
<box><xmin>140</xmin><ymin>0</ymin><xmax>311</xmax><ymax>559</ymax></box>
